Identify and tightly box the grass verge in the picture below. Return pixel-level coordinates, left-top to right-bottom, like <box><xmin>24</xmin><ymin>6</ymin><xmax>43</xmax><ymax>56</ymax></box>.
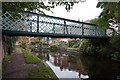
<box><xmin>22</xmin><ymin>49</ymin><xmax>41</xmax><ymax>64</ymax></box>
<box><xmin>3</xmin><ymin>54</ymin><xmax>10</xmax><ymax>67</ymax></box>
<box><xmin>22</xmin><ymin>48</ymin><xmax>57</xmax><ymax>79</ymax></box>
<box><xmin>2</xmin><ymin>54</ymin><xmax>10</xmax><ymax>75</ymax></box>
<box><xmin>29</xmin><ymin>65</ymin><xmax>57</xmax><ymax>79</ymax></box>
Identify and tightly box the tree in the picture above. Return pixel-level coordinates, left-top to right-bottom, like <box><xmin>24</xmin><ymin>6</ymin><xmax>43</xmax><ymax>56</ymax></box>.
<box><xmin>48</xmin><ymin>1</ymin><xmax>79</xmax><ymax>12</ymax></box>
<box><xmin>90</xmin><ymin>18</ymin><xmax>99</xmax><ymax>24</ymax></box>
<box><xmin>96</xmin><ymin>2</ymin><xmax>120</xmax><ymax>36</ymax></box>
<box><xmin>2</xmin><ymin>2</ymin><xmax>53</xmax><ymax>14</ymax></box>
<box><xmin>2</xmin><ymin>2</ymin><xmax>79</xmax><ymax>14</ymax></box>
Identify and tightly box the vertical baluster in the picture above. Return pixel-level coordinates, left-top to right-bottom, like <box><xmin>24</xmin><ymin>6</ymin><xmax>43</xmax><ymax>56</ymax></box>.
<box><xmin>52</xmin><ymin>23</ymin><xmax>55</xmax><ymax>33</ymax></box>
<box><xmin>70</xmin><ymin>26</ymin><xmax>71</xmax><ymax>34</ymax></box>
<box><xmin>64</xmin><ymin>20</ymin><xmax>66</xmax><ymax>34</ymax></box>
<box><xmin>95</xmin><ymin>26</ymin><xmax>97</xmax><ymax>36</ymax></box>
<box><xmin>37</xmin><ymin>15</ymin><xmax>39</xmax><ymax>32</ymax></box>
<box><xmin>30</xmin><ymin>21</ymin><xmax>32</xmax><ymax>32</ymax></box>
<box><xmin>82</xmin><ymin>24</ymin><xmax>84</xmax><ymax>36</ymax></box>
<box><xmin>105</xmin><ymin>29</ymin><xmax>107</xmax><ymax>37</ymax></box>
<box><xmin>64</xmin><ymin>20</ymin><xmax>68</xmax><ymax>34</ymax></box>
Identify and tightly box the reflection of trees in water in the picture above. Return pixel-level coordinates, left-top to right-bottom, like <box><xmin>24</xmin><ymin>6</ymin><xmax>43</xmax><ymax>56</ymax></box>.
<box><xmin>68</xmin><ymin>55</ymin><xmax>77</xmax><ymax>63</ymax></box>
<box><xmin>79</xmin><ymin>55</ymin><xmax>120</xmax><ymax>79</ymax></box>
<box><xmin>76</xmin><ymin>55</ymin><xmax>88</xmax><ymax>75</ymax></box>
<box><xmin>68</xmin><ymin>55</ymin><xmax>88</xmax><ymax>75</ymax></box>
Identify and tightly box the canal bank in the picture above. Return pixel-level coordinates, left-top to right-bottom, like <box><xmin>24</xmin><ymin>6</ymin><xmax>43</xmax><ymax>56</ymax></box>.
<box><xmin>2</xmin><ymin>47</ymin><xmax>58</xmax><ymax>79</ymax></box>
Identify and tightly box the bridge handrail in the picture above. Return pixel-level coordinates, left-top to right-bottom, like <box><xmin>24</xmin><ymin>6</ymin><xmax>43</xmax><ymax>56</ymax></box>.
<box><xmin>2</xmin><ymin>11</ymin><xmax>107</xmax><ymax>38</ymax></box>
<box><xmin>17</xmin><ymin>11</ymin><xmax>98</xmax><ymax>27</ymax></box>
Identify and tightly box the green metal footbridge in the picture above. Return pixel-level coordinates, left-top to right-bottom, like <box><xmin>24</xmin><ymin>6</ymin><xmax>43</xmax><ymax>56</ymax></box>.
<box><xmin>2</xmin><ymin>11</ymin><xmax>107</xmax><ymax>38</ymax></box>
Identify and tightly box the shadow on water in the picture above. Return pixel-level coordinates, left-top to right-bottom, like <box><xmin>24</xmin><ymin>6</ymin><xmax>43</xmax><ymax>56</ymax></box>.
<box><xmin>39</xmin><ymin>49</ymin><xmax>120</xmax><ymax>80</ymax></box>
<box><xmin>79</xmin><ymin>55</ymin><xmax>120</xmax><ymax>80</ymax></box>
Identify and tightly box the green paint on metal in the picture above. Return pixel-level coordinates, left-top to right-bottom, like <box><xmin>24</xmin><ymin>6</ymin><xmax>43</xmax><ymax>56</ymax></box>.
<box><xmin>1</xmin><ymin>11</ymin><xmax>107</xmax><ymax>38</ymax></box>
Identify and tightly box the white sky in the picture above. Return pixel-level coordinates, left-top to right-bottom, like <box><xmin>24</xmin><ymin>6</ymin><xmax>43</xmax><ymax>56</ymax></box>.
<box><xmin>45</xmin><ymin>0</ymin><xmax>102</xmax><ymax>21</ymax></box>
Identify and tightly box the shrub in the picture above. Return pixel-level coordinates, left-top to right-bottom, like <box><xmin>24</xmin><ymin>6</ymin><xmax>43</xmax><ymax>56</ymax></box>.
<box><xmin>111</xmin><ymin>52</ymin><xmax>120</xmax><ymax>62</ymax></box>
<box><xmin>79</xmin><ymin>39</ymin><xmax>90</xmax><ymax>54</ymax></box>
<box><xmin>49</xmin><ymin>43</ymin><xmax>59</xmax><ymax>49</ymax></box>
<box><xmin>78</xmin><ymin>34</ymin><xmax>120</xmax><ymax>62</ymax></box>
<box><xmin>20</xmin><ymin>43</ymin><xmax>27</xmax><ymax>49</ymax></box>
<box><xmin>110</xmin><ymin>34</ymin><xmax>120</xmax><ymax>61</ymax></box>
<box><xmin>110</xmin><ymin>34</ymin><xmax>120</xmax><ymax>52</ymax></box>
<box><xmin>68</xmin><ymin>40</ymin><xmax>78</xmax><ymax>47</ymax></box>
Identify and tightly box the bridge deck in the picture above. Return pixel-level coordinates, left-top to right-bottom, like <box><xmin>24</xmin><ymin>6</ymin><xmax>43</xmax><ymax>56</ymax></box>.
<box><xmin>2</xmin><ymin>11</ymin><xmax>107</xmax><ymax>38</ymax></box>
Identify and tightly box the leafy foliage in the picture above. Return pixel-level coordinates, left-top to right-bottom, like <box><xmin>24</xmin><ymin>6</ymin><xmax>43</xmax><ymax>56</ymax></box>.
<box><xmin>79</xmin><ymin>35</ymin><xmax>120</xmax><ymax>62</ymax></box>
<box><xmin>49</xmin><ymin>43</ymin><xmax>59</xmax><ymax>49</ymax></box>
<box><xmin>2</xmin><ymin>54</ymin><xmax>10</xmax><ymax>66</ymax></box>
<box><xmin>48</xmin><ymin>1</ymin><xmax>79</xmax><ymax>12</ymax></box>
<box><xmin>2</xmin><ymin>1</ymin><xmax>79</xmax><ymax>15</ymax></box>
<box><xmin>20</xmin><ymin>42</ymin><xmax>27</xmax><ymax>49</ymax></box>
<box><xmin>2</xmin><ymin>54</ymin><xmax>10</xmax><ymax>75</ymax></box>
<box><xmin>96</xmin><ymin>2</ymin><xmax>120</xmax><ymax>34</ymax></box>
<box><xmin>90</xmin><ymin>18</ymin><xmax>99</xmax><ymax>24</ymax></box>
<box><xmin>111</xmin><ymin>52</ymin><xmax>120</xmax><ymax>62</ymax></box>
<box><xmin>110</xmin><ymin>34</ymin><xmax>120</xmax><ymax>61</ymax></box>
<box><xmin>2</xmin><ymin>2</ymin><xmax>52</xmax><ymax>14</ymax></box>
<box><xmin>68</xmin><ymin>40</ymin><xmax>79</xmax><ymax>47</ymax></box>
<box><xmin>110</xmin><ymin>34</ymin><xmax>120</xmax><ymax>52</ymax></box>
<box><xmin>79</xmin><ymin>39</ymin><xmax>97</xmax><ymax>55</ymax></box>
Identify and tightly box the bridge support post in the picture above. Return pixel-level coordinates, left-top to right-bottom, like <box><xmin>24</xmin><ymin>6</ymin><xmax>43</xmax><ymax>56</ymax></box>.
<box><xmin>104</xmin><ymin>29</ymin><xmax>107</xmax><ymax>37</ymax></box>
<box><xmin>64</xmin><ymin>20</ymin><xmax>68</xmax><ymax>34</ymax></box>
<box><xmin>95</xmin><ymin>26</ymin><xmax>97</xmax><ymax>36</ymax></box>
<box><xmin>82</xmin><ymin>24</ymin><xmax>84</xmax><ymax>36</ymax></box>
<box><xmin>64</xmin><ymin>20</ymin><xmax>66</xmax><ymax>34</ymax></box>
<box><xmin>30</xmin><ymin>21</ymin><xmax>32</xmax><ymax>32</ymax></box>
<box><xmin>52</xmin><ymin>23</ymin><xmax>55</xmax><ymax>33</ymax></box>
<box><xmin>37</xmin><ymin>15</ymin><xmax>39</xmax><ymax>32</ymax></box>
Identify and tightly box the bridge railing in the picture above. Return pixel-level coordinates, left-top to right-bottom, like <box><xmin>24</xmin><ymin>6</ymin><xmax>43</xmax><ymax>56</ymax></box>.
<box><xmin>2</xmin><ymin>11</ymin><xmax>106</xmax><ymax>38</ymax></box>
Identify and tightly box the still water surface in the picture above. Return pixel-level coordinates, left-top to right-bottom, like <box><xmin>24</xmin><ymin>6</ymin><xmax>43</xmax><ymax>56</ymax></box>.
<box><xmin>41</xmin><ymin>50</ymin><xmax>120</xmax><ymax>80</ymax></box>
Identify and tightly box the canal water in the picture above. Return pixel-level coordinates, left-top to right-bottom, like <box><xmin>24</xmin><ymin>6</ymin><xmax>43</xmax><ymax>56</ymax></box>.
<box><xmin>40</xmin><ymin>49</ymin><xmax>120</xmax><ymax>80</ymax></box>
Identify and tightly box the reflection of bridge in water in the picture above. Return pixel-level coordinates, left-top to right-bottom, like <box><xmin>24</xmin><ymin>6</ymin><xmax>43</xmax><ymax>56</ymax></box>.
<box><xmin>48</xmin><ymin>54</ymin><xmax>87</xmax><ymax>76</ymax></box>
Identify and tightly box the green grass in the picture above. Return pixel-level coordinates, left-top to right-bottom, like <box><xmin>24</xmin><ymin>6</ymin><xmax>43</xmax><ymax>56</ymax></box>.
<box><xmin>29</xmin><ymin>65</ymin><xmax>57</xmax><ymax>79</ymax></box>
<box><xmin>2</xmin><ymin>54</ymin><xmax>10</xmax><ymax>75</ymax></box>
<box><xmin>22</xmin><ymin>48</ymin><xmax>57</xmax><ymax>79</ymax></box>
<box><xmin>22</xmin><ymin>49</ymin><xmax>41</xmax><ymax>64</ymax></box>
<box><xmin>3</xmin><ymin>54</ymin><xmax>10</xmax><ymax>66</ymax></box>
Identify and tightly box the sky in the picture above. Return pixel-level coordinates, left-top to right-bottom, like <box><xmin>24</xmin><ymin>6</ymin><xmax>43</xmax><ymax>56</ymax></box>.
<box><xmin>45</xmin><ymin>0</ymin><xmax>103</xmax><ymax>21</ymax></box>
